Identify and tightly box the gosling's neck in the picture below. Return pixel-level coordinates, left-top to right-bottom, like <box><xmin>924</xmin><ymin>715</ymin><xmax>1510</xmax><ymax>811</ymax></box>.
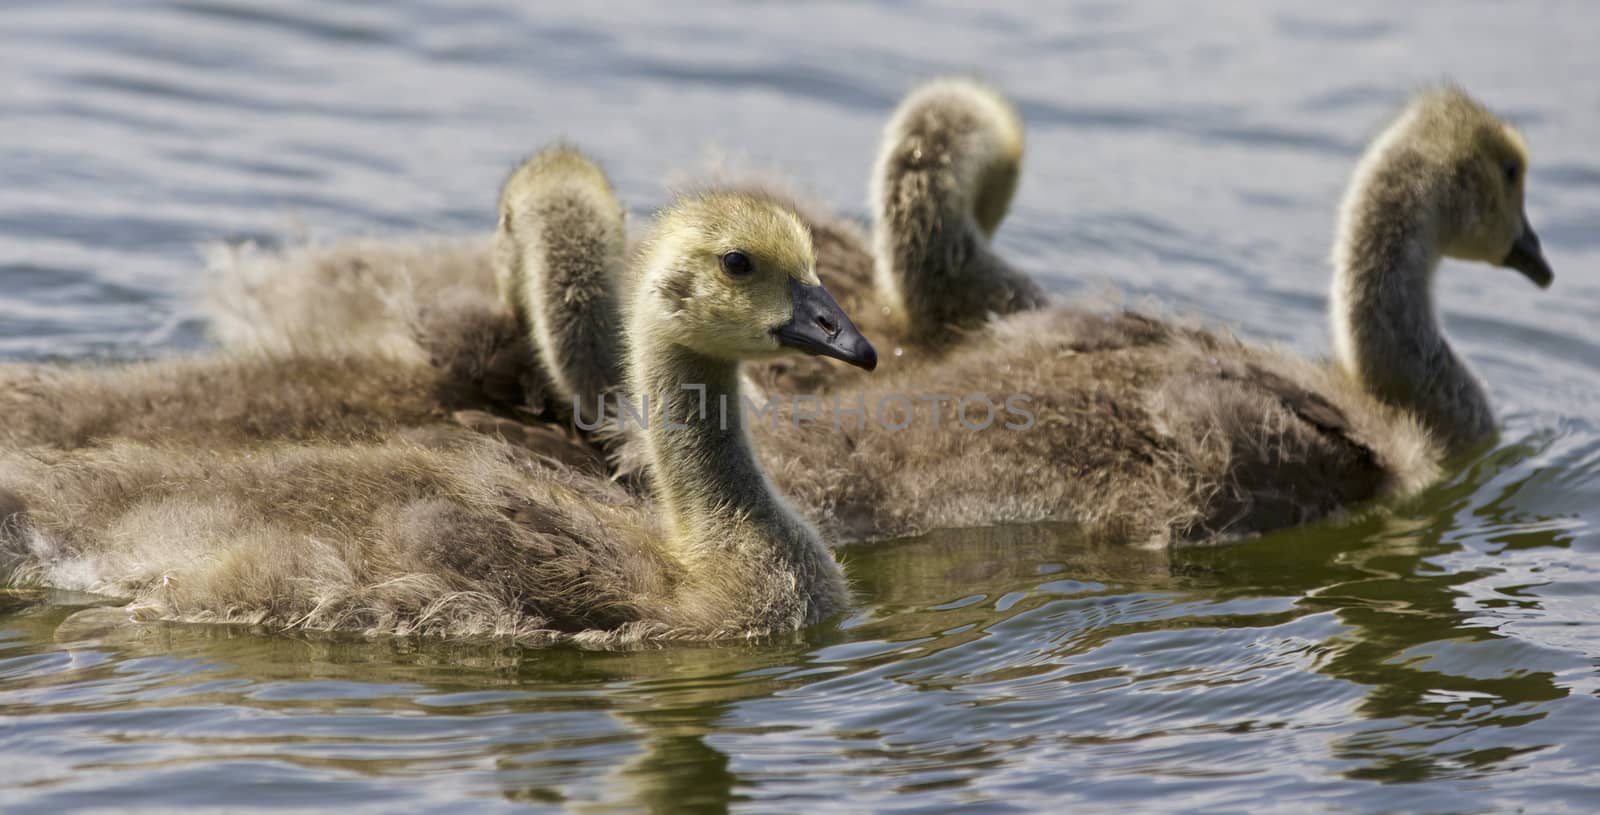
<box><xmin>635</xmin><ymin>341</ymin><xmax>775</xmax><ymax>538</ymax></box>
<box><xmin>872</xmin><ymin>142</ymin><xmax>1044</xmax><ymax>347</ymax></box>
<box><xmin>629</xmin><ymin>324</ymin><xmax>845</xmax><ymax>624</ymax></box>
<box><xmin>1330</xmin><ymin>165</ymin><xmax>1495</xmax><ymax>455</ymax></box>
<box><xmin>496</xmin><ymin>190</ymin><xmax>625</xmax><ymax>428</ymax></box>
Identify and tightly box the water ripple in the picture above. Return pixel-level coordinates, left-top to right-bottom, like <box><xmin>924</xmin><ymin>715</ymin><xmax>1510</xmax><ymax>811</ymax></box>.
<box><xmin>4</xmin><ymin>1</ymin><xmax>1600</xmax><ymax>812</ymax></box>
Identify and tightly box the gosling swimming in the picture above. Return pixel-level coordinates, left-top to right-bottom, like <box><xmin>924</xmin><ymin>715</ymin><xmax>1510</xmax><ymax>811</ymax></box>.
<box><xmin>0</xmin><ymin>193</ymin><xmax>877</xmax><ymax>642</ymax></box>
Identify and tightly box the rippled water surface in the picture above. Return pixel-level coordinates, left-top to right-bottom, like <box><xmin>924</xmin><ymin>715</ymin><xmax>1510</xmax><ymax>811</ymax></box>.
<box><xmin>4</xmin><ymin>1</ymin><xmax>1600</xmax><ymax>812</ymax></box>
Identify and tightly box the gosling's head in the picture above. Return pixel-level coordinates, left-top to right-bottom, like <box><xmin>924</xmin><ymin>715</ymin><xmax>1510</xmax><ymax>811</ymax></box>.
<box><xmin>1362</xmin><ymin>86</ymin><xmax>1553</xmax><ymax>288</ymax></box>
<box><xmin>636</xmin><ymin>192</ymin><xmax>878</xmax><ymax>370</ymax></box>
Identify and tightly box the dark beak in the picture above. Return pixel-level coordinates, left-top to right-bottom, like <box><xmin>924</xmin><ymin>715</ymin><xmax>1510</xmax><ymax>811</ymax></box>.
<box><xmin>1501</xmin><ymin>213</ymin><xmax>1554</xmax><ymax>289</ymax></box>
<box><xmin>772</xmin><ymin>278</ymin><xmax>877</xmax><ymax>371</ymax></box>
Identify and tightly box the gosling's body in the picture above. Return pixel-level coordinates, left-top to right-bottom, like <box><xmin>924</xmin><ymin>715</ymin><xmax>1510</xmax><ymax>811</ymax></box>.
<box><xmin>0</xmin><ymin>352</ymin><xmax>428</xmax><ymax>445</ymax></box>
<box><xmin>1</xmin><ymin>193</ymin><xmax>876</xmax><ymax>642</ymax></box>
<box><xmin>211</xmin><ymin>238</ymin><xmax>562</xmax><ymax>422</ymax></box>
<box><xmin>756</xmin><ymin>306</ymin><xmax>1438</xmax><ymax>545</ymax></box>
<box><xmin>0</xmin><ymin>350</ymin><xmax>605</xmax><ymax>470</ymax></box>
<box><xmin>2</xmin><ymin>436</ymin><xmax>679</xmax><ymax>642</ymax></box>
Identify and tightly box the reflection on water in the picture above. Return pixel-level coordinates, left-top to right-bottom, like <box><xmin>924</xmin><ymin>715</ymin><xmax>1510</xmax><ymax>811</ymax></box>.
<box><xmin>3</xmin><ymin>1</ymin><xmax>1600</xmax><ymax>812</ymax></box>
<box><xmin>7</xmin><ymin>500</ymin><xmax>1599</xmax><ymax>811</ymax></box>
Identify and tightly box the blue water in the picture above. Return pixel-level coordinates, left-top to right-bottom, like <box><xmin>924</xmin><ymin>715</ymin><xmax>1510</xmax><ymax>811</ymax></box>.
<box><xmin>3</xmin><ymin>2</ymin><xmax>1599</xmax><ymax>812</ymax></box>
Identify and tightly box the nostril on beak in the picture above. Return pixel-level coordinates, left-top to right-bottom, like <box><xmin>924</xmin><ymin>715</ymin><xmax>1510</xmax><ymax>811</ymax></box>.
<box><xmin>815</xmin><ymin>315</ymin><xmax>838</xmax><ymax>337</ymax></box>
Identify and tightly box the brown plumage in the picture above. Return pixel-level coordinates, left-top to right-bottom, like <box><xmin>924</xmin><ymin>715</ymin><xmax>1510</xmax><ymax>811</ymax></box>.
<box><xmin>751</xmin><ymin>307</ymin><xmax>1437</xmax><ymax>546</ymax></box>
<box><xmin>2</xmin><ymin>352</ymin><xmax>436</xmax><ymax>448</ymax></box>
<box><xmin>0</xmin><ymin>193</ymin><xmax>877</xmax><ymax>643</ymax></box>
<box><xmin>0</xmin><ymin>337</ymin><xmax>603</xmax><ymax>470</ymax></box>
<box><xmin>211</xmin><ymin>236</ymin><xmax>560</xmax><ymax>419</ymax></box>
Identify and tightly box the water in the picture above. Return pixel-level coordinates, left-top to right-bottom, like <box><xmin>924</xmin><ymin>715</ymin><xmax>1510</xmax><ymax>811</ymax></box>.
<box><xmin>3</xmin><ymin>1</ymin><xmax>1599</xmax><ymax>811</ymax></box>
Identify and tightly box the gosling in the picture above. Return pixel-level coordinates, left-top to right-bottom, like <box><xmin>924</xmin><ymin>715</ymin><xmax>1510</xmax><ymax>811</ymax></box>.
<box><xmin>0</xmin><ymin>192</ymin><xmax>877</xmax><ymax>643</ymax></box>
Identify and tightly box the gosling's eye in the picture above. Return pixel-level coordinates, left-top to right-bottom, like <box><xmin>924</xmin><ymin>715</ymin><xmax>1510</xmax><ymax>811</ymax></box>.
<box><xmin>1504</xmin><ymin>161</ymin><xmax>1521</xmax><ymax>185</ymax></box>
<box><xmin>720</xmin><ymin>250</ymin><xmax>754</xmax><ymax>279</ymax></box>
